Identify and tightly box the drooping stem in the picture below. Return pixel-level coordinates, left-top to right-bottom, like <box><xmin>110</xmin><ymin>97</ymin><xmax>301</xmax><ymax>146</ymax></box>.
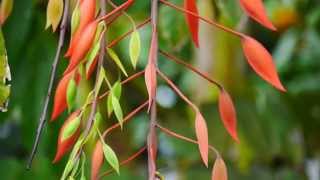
<box><xmin>82</xmin><ymin>0</ymin><xmax>108</xmax><ymax>139</ymax></box>
<box><xmin>147</xmin><ymin>0</ymin><xmax>159</xmax><ymax>179</ymax></box>
<box><xmin>27</xmin><ymin>0</ymin><xmax>69</xmax><ymax>169</ymax></box>
<box><xmin>159</xmin><ymin>50</ymin><xmax>223</xmax><ymax>90</ymax></box>
<box><xmin>156</xmin><ymin>123</ymin><xmax>220</xmax><ymax>157</ymax></box>
<box><xmin>99</xmin><ymin>146</ymin><xmax>147</xmax><ymax>178</ymax></box>
<box><xmin>159</xmin><ymin>0</ymin><xmax>244</xmax><ymax>38</ymax></box>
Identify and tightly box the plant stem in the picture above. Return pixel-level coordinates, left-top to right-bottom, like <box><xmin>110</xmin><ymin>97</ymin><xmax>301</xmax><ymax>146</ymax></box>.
<box><xmin>159</xmin><ymin>0</ymin><xmax>244</xmax><ymax>38</ymax></box>
<box><xmin>27</xmin><ymin>0</ymin><xmax>69</xmax><ymax>169</ymax></box>
<box><xmin>159</xmin><ymin>50</ymin><xmax>223</xmax><ymax>90</ymax></box>
<box><xmin>148</xmin><ymin>0</ymin><xmax>159</xmax><ymax>179</ymax></box>
<box><xmin>156</xmin><ymin>123</ymin><xmax>220</xmax><ymax>157</ymax></box>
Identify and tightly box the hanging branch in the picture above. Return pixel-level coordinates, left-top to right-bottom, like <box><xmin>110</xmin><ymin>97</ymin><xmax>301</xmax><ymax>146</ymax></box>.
<box><xmin>27</xmin><ymin>0</ymin><xmax>70</xmax><ymax>169</ymax></box>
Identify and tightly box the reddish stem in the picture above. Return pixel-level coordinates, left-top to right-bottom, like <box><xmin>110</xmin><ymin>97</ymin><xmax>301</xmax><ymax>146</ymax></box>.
<box><xmin>156</xmin><ymin>69</ymin><xmax>197</xmax><ymax>111</ymax></box>
<box><xmin>102</xmin><ymin>101</ymin><xmax>148</xmax><ymax>138</ymax></box>
<box><xmin>159</xmin><ymin>0</ymin><xmax>244</xmax><ymax>38</ymax></box>
<box><xmin>108</xmin><ymin>18</ymin><xmax>151</xmax><ymax>48</ymax></box>
<box><xmin>97</xmin><ymin>0</ymin><xmax>134</xmax><ymax>22</ymax></box>
<box><xmin>159</xmin><ymin>50</ymin><xmax>223</xmax><ymax>90</ymax></box>
<box><xmin>99</xmin><ymin>146</ymin><xmax>147</xmax><ymax>177</ymax></box>
<box><xmin>156</xmin><ymin>123</ymin><xmax>219</xmax><ymax>157</ymax></box>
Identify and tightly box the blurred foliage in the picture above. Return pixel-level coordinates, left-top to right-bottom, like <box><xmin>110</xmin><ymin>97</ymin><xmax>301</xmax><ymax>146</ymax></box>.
<box><xmin>0</xmin><ymin>0</ymin><xmax>319</xmax><ymax>179</ymax></box>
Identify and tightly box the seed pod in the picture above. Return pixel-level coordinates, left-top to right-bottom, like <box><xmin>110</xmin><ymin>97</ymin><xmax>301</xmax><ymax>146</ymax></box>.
<box><xmin>64</xmin><ymin>20</ymin><xmax>98</xmax><ymax>75</ymax></box>
<box><xmin>53</xmin><ymin>110</ymin><xmax>81</xmax><ymax>163</ymax></box>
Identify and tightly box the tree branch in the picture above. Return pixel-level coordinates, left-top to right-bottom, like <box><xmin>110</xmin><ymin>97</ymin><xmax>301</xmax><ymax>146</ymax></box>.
<box><xmin>27</xmin><ymin>0</ymin><xmax>70</xmax><ymax>169</ymax></box>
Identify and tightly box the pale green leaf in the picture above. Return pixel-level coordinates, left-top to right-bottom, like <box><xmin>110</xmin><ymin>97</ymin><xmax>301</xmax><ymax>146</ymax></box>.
<box><xmin>107</xmin><ymin>48</ymin><xmax>128</xmax><ymax>77</ymax></box>
<box><xmin>70</xmin><ymin>4</ymin><xmax>80</xmax><ymax>35</ymax></box>
<box><xmin>61</xmin><ymin>116</ymin><xmax>81</xmax><ymax>141</ymax></box>
<box><xmin>67</xmin><ymin>78</ymin><xmax>77</xmax><ymax>111</ymax></box>
<box><xmin>129</xmin><ymin>30</ymin><xmax>141</xmax><ymax>69</ymax></box>
<box><xmin>111</xmin><ymin>95</ymin><xmax>123</xmax><ymax>128</ymax></box>
<box><xmin>107</xmin><ymin>81</ymin><xmax>122</xmax><ymax>116</ymax></box>
<box><xmin>102</xmin><ymin>143</ymin><xmax>120</xmax><ymax>174</ymax></box>
<box><xmin>46</xmin><ymin>0</ymin><xmax>64</xmax><ymax>32</ymax></box>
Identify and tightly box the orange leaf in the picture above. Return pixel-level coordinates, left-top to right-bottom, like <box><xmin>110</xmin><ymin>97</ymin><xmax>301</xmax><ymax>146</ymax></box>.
<box><xmin>184</xmin><ymin>0</ymin><xmax>199</xmax><ymax>47</ymax></box>
<box><xmin>239</xmin><ymin>0</ymin><xmax>276</xmax><ymax>31</ymax></box>
<box><xmin>91</xmin><ymin>140</ymin><xmax>104</xmax><ymax>180</ymax></box>
<box><xmin>211</xmin><ymin>157</ymin><xmax>228</xmax><ymax>180</ymax></box>
<box><xmin>195</xmin><ymin>111</ymin><xmax>208</xmax><ymax>167</ymax></box>
<box><xmin>145</xmin><ymin>30</ymin><xmax>158</xmax><ymax>111</ymax></box>
<box><xmin>64</xmin><ymin>20</ymin><xmax>98</xmax><ymax>75</ymax></box>
<box><xmin>65</xmin><ymin>0</ymin><xmax>96</xmax><ymax>58</ymax></box>
<box><xmin>51</xmin><ymin>71</ymin><xmax>80</xmax><ymax>121</ymax></box>
<box><xmin>52</xmin><ymin>110</ymin><xmax>81</xmax><ymax>163</ymax></box>
<box><xmin>241</xmin><ymin>36</ymin><xmax>286</xmax><ymax>92</ymax></box>
<box><xmin>218</xmin><ymin>90</ymin><xmax>239</xmax><ymax>143</ymax></box>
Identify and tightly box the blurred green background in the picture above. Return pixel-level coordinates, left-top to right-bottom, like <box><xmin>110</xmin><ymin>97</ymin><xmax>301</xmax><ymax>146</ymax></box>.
<box><xmin>0</xmin><ymin>0</ymin><xmax>320</xmax><ymax>179</ymax></box>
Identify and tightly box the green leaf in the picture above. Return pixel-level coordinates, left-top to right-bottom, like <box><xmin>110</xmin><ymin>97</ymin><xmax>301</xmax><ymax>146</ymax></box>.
<box><xmin>46</xmin><ymin>0</ymin><xmax>64</xmax><ymax>32</ymax></box>
<box><xmin>0</xmin><ymin>28</ymin><xmax>10</xmax><ymax>112</ymax></box>
<box><xmin>70</xmin><ymin>4</ymin><xmax>80</xmax><ymax>35</ymax></box>
<box><xmin>67</xmin><ymin>78</ymin><xmax>77</xmax><ymax>111</ymax></box>
<box><xmin>61</xmin><ymin>116</ymin><xmax>81</xmax><ymax>141</ymax></box>
<box><xmin>107</xmin><ymin>81</ymin><xmax>122</xmax><ymax>116</ymax></box>
<box><xmin>129</xmin><ymin>30</ymin><xmax>141</xmax><ymax>69</ymax></box>
<box><xmin>85</xmin><ymin>41</ymin><xmax>100</xmax><ymax>77</ymax></box>
<box><xmin>95</xmin><ymin>68</ymin><xmax>106</xmax><ymax>98</ymax></box>
<box><xmin>102</xmin><ymin>142</ymin><xmax>120</xmax><ymax>174</ymax></box>
<box><xmin>111</xmin><ymin>95</ymin><xmax>123</xmax><ymax>128</ymax></box>
<box><xmin>107</xmin><ymin>48</ymin><xmax>128</xmax><ymax>77</ymax></box>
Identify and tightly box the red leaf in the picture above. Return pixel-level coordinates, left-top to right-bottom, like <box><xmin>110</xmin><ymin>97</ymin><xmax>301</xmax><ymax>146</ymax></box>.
<box><xmin>218</xmin><ymin>90</ymin><xmax>239</xmax><ymax>143</ymax></box>
<box><xmin>184</xmin><ymin>0</ymin><xmax>199</xmax><ymax>47</ymax></box>
<box><xmin>195</xmin><ymin>111</ymin><xmax>209</xmax><ymax>167</ymax></box>
<box><xmin>239</xmin><ymin>0</ymin><xmax>276</xmax><ymax>31</ymax></box>
<box><xmin>64</xmin><ymin>20</ymin><xmax>98</xmax><ymax>75</ymax></box>
<box><xmin>211</xmin><ymin>157</ymin><xmax>228</xmax><ymax>180</ymax></box>
<box><xmin>241</xmin><ymin>36</ymin><xmax>286</xmax><ymax>92</ymax></box>
<box><xmin>53</xmin><ymin>110</ymin><xmax>81</xmax><ymax>163</ymax></box>
<box><xmin>145</xmin><ymin>30</ymin><xmax>157</xmax><ymax>111</ymax></box>
<box><xmin>51</xmin><ymin>71</ymin><xmax>80</xmax><ymax>121</ymax></box>
<box><xmin>91</xmin><ymin>140</ymin><xmax>104</xmax><ymax>180</ymax></box>
<box><xmin>86</xmin><ymin>57</ymin><xmax>99</xmax><ymax>79</ymax></box>
<box><xmin>65</xmin><ymin>0</ymin><xmax>96</xmax><ymax>58</ymax></box>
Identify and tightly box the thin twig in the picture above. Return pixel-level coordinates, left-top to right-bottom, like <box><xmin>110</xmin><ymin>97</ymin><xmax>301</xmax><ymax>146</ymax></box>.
<box><xmin>99</xmin><ymin>146</ymin><xmax>147</xmax><ymax>178</ymax></box>
<box><xmin>159</xmin><ymin>0</ymin><xmax>244</xmax><ymax>38</ymax></box>
<box><xmin>156</xmin><ymin>69</ymin><xmax>197</xmax><ymax>111</ymax></box>
<box><xmin>159</xmin><ymin>50</ymin><xmax>223</xmax><ymax>90</ymax></box>
<box><xmin>156</xmin><ymin>123</ymin><xmax>220</xmax><ymax>157</ymax></box>
<box><xmin>27</xmin><ymin>0</ymin><xmax>69</xmax><ymax>169</ymax></box>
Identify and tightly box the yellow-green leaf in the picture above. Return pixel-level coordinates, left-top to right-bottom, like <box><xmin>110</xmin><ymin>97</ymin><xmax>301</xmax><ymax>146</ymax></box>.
<box><xmin>70</xmin><ymin>4</ymin><xmax>80</xmax><ymax>35</ymax></box>
<box><xmin>67</xmin><ymin>78</ymin><xmax>77</xmax><ymax>111</ymax></box>
<box><xmin>107</xmin><ymin>48</ymin><xmax>128</xmax><ymax>77</ymax></box>
<box><xmin>129</xmin><ymin>30</ymin><xmax>141</xmax><ymax>69</ymax></box>
<box><xmin>46</xmin><ymin>0</ymin><xmax>64</xmax><ymax>32</ymax></box>
<box><xmin>107</xmin><ymin>81</ymin><xmax>122</xmax><ymax>116</ymax></box>
<box><xmin>102</xmin><ymin>142</ymin><xmax>120</xmax><ymax>174</ymax></box>
<box><xmin>0</xmin><ymin>0</ymin><xmax>13</xmax><ymax>25</ymax></box>
<box><xmin>111</xmin><ymin>95</ymin><xmax>123</xmax><ymax>128</ymax></box>
<box><xmin>0</xmin><ymin>28</ymin><xmax>10</xmax><ymax>112</ymax></box>
<box><xmin>61</xmin><ymin>116</ymin><xmax>80</xmax><ymax>141</ymax></box>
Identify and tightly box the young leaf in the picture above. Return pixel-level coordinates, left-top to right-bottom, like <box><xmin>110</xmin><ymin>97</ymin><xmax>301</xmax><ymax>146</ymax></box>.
<box><xmin>239</xmin><ymin>0</ymin><xmax>276</xmax><ymax>31</ymax></box>
<box><xmin>67</xmin><ymin>78</ymin><xmax>77</xmax><ymax>111</ymax></box>
<box><xmin>195</xmin><ymin>111</ymin><xmax>209</xmax><ymax>167</ymax></box>
<box><xmin>107</xmin><ymin>81</ymin><xmax>122</xmax><ymax>116</ymax></box>
<box><xmin>53</xmin><ymin>110</ymin><xmax>81</xmax><ymax>163</ymax></box>
<box><xmin>91</xmin><ymin>141</ymin><xmax>104</xmax><ymax>180</ymax></box>
<box><xmin>211</xmin><ymin>157</ymin><xmax>228</xmax><ymax>180</ymax></box>
<box><xmin>218</xmin><ymin>89</ymin><xmax>239</xmax><ymax>143</ymax></box>
<box><xmin>71</xmin><ymin>4</ymin><xmax>80</xmax><ymax>35</ymax></box>
<box><xmin>64</xmin><ymin>20</ymin><xmax>98</xmax><ymax>75</ymax></box>
<box><xmin>144</xmin><ymin>62</ymin><xmax>157</xmax><ymax>112</ymax></box>
<box><xmin>111</xmin><ymin>95</ymin><xmax>123</xmax><ymax>128</ymax></box>
<box><xmin>0</xmin><ymin>0</ymin><xmax>13</xmax><ymax>25</ymax></box>
<box><xmin>0</xmin><ymin>28</ymin><xmax>10</xmax><ymax>112</ymax></box>
<box><xmin>46</xmin><ymin>0</ymin><xmax>64</xmax><ymax>32</ymax></box>
<box><xmin>129</xmin><ymin>29</ymin><xmax>141</xmax><ymax>69</ymax></box>
<box><xmin>241</xmin><ymin>36</ymin><xmax>286</xmax><ymax>92</ymax></box>
<box><xmin>107</xmin><ymin>48</ymin><xmax>128</xmax><ymax>77</ymax></box>
<box><xmin>184</xmin><ymin>0</ymin><xmax>199</xmax><ymax>47</ymax></box>
<box><xmin>102</xmin><ymin>142</ymin><xmax>120</xmax><ymax>174</ymax></box>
